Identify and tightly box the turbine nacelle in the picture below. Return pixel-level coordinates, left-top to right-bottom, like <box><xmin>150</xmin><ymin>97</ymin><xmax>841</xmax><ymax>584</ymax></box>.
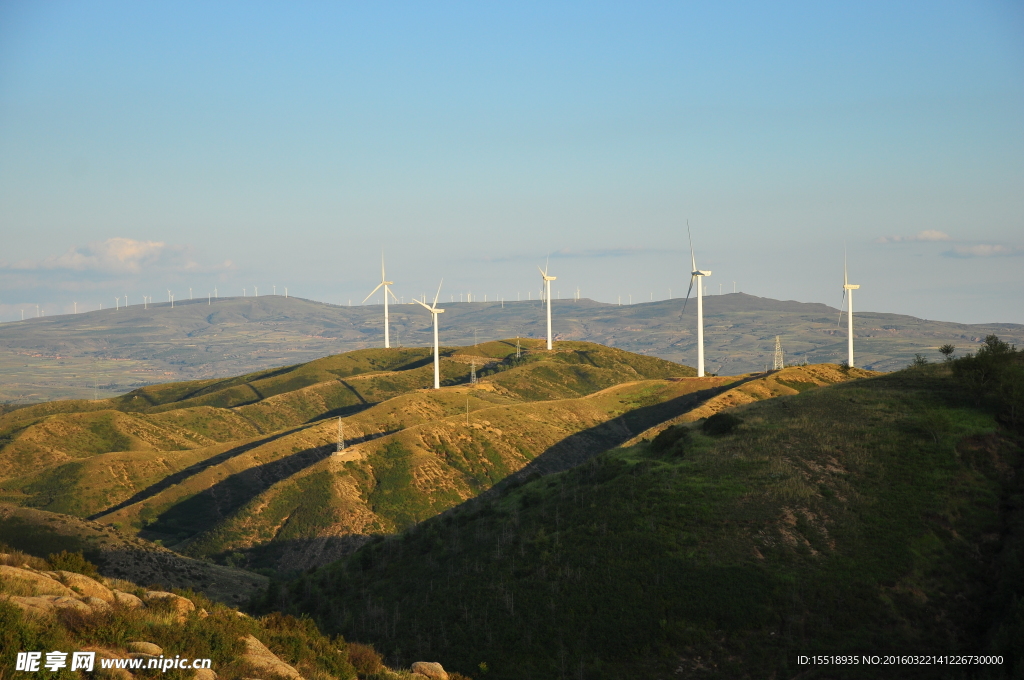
<box><xmin>691</xmin><ymin>270</ymin><xmax>712</xmax><ymax>277</ymax></box>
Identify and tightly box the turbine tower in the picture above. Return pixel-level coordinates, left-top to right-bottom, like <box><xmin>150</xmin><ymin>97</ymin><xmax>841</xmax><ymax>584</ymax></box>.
<box><xmin>538</xmin><ymin>259</ymin><xmax>557</xmax><ymax>350</ymax></box>
<box><xmin>363</xmin><ymin>253</ymin><xmax>398</xmax><ymax>348</ymax></box>
<box><xmin>683</xmin><ymin>222</ymin><xmax>712</xmax><ymax>377</ymax></box>
<box><xmin>413</xmin><ymin>280</ymin><xmax>445</xmax><ymax>389</ymax></box>
<box><xmin>838</xmin><ymin>249</ymin><xmax>860</xmax><ymax>367</ymax></box>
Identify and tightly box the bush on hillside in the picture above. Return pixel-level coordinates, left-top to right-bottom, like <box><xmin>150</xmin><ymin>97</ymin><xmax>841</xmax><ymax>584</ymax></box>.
<box><xmin>953</xmin><ymin>335</ymin><xmax>1023</xmax><ymax>431</ymax></box>
<box><xmin>702</xmin><ymin>412</ymin><xmax>742</xmax><ymax>436</ymax></box>
<box><xmin>650</xmin><ymin>425</ymin><xmax>691</xmax><ymax>457</ymax></box>
<box><xmin>47</xmin><ymin>550</ymin><xmax>100</xmax><ymax>578</ymax></box>
<box><xmin>347</xmin><ymin>642</ymin><xmax>384</xmax><ymax>674</ymax></box>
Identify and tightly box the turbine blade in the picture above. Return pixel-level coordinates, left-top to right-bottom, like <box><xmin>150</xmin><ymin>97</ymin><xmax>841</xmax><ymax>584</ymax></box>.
<box><xmin>537</xmin><ymin>265</ymin><xmax>546</xmax><ymax>277</ymax></box>
<box><xmin>362</xmin><ymin>282</ymin><xmax>384</xmax><ymax>303</ymax></box>
<box><xmin>844</xmin><ymin>244</ymin><xmax>848</xmax><ymax>287</ymax></box>
<box><xmin>387</xmin><ymin>286</ymin><xmax>399</xmax><ymax>302</ymax></box>
<box><xmin>412</xmin><ymin>299</ymin><xmax>432</xmax><ymax>311</ymax></box>
<box><xmin>682</xmin><ymin>275</ymin><xmax>695</xmax><ymax>314</ymax></box>
<box><xmin>837</xmin><ymin>289</ymin><xmax>847</xmax><ymax>328</ymax></box>
<box><xmin>431</xmin><ymin>279</ymin><xmax>443</xmax><ymax>308</ymax></box>
<box><xmin>381</xmin><ymin>251</ymin><xmax>386</xmax><ymax>280</ymax></box>
<box><xmin>687</xmin><ymin>220</ymin><xmax>696</xmax><ymax>271</ymax></box>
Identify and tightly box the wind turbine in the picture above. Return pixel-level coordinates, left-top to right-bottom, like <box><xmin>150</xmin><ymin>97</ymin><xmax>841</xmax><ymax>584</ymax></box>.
<box><xmin>412</xmin><ymin>280</ymin><xmax>445</xmax><ymax>389</ymax></box>
<box><xmin>363</xmin><ymin>253</ymin><xmax>398</xmax><ymax>348</ymax></box>
<box><xmin>837</xmin><ymin>248</ymin><xmax>860</xmax><ymax>368</ymax></box>
<box><xmin>683</xmin><ymin>222</ymin><xmax>712</xmax><ymax>377</ymax></box>
<box><xmin>538</xmin><ymin>259</ymin><xmax>556</xmax><ymax>350</ymax></box>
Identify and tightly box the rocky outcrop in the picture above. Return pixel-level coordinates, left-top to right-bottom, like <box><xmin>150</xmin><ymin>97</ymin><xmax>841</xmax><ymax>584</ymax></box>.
<box><xmin>0</xmin><ymin>563</ymin><xmax>199</xmax><ymax>624</ymax></box>
<box><xmin>126</xmin><ymin>641</ymin><xmax>163</xmax><ymax>656</ymax></box>
<box><xmin>238</xmin><ymin>634</ymin><xmax>304</xmax><ymax>680</ymax></box>
<box><xmin>5</xmin><ymin>595</ymin><xmax>93</xmax><ymax>615</ymax></box>
<box><xmin>48</xmin><ymin>570</ymin><xmax>116</xmax><ymax>601</ymax></box>
<box><xmin>0</xmin><ymin>565</ymin><xmax>75</xmax><ymax>597</ymax></box>
<box><xmin>411</xmin><ymin>662</ymin><xmax>449</xmax><ymax>679</ymax></box>
<box><xmin>144</xmin><ymin>590</ymin><xmax>197</xmax><ymax>622</ymax></box>
<box><xmin>113</xmin><ymin>589</ymin><xmax>144</xmax><ymax>608</ymax></box>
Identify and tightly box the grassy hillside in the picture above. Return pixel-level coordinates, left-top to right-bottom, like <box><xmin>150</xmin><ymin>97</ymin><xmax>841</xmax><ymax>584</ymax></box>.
<box><xmin>2</xmin><ymin>341</ymin><xmax>723</xmax><ymax>574</ymax></box>
<box><xmin>266</xmin><ymin>350</ymin><xmax>1024</xmax><ymax>679</ymax></box>
<box><xmin>96</xmin><ymin>376</ymin><xmax>721</xmax><ymax>572</ymax></box>
<box><xmin>3</xmin><ymin>293</ymin><xmax>1021</xmax><ymax>402</ymax></box>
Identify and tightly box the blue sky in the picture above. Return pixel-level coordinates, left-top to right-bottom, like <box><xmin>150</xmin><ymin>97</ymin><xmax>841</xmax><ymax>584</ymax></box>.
<box><xmin>1</xmin><ymin>1</ymin><xmax>1022</xmax><ymax>322</ymax></box>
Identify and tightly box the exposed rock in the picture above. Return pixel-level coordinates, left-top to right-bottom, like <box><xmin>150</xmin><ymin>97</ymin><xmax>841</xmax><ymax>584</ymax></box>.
<box><xmin>0</xmin><ymin>565</ymin><xmax>75</xmax><ymax>597</ymax></box>
<box><xmin>84</xmin><ymin>596</ymin><xmax>111</xmax><ymax>610</ymax></box>
<box><xmin>192</xmin><ymin>669</ymin><xmax>217</xmax><ymax>680</ymax></box>
<box><xmin>113</xmin><ymin>590</ymin><xmax>145</xmax><ymax>609</ymax></box>
<box><xmin>144</xmin><ymin>590</ymin><xmax>196</xmax><ymax>622</ymax></box>
<box><xmin>49</xmin><ymin>570</ymin><xmax>116</xmax><ymax>602</ymax></box>
<box><xmin>83</xmin><ymin>647</ymin><xmax>134</xmax><ymax>680</ymax></box>
<box><xmin>411</xmin><ymin>662</ymin><xmax>449</xmax><ymax>680</ymax></box>
<box><xmin>3</xmin><ymin>594</ymin><xmax>93</xmax><ymax>616</ymax></box>
<box><xmin>2</xmin><ymin>595</ymin><xmax>54</xmax><ymax>617</ymax></box>
<box><xmin>239</xmin><ymin>634</ymin><xmax>303</xmax><ymax>680</ymax></box>
<box><xmin>127</xmin><ymin>642</ymin><xmax>163</xmax><ymax>656</ymax></box>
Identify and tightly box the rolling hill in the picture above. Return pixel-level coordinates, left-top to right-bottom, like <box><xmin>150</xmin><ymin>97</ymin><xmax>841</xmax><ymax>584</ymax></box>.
<box><xmin>266</xmin><ymin>349</ymin><xmax>1024</xmax><ymax>679</ymax></box>
<box><xmin>8</xmin><ymin>340</ymin><xmax>818</xmax><ymax>574</ymax></box>
<box><xmin>2</xmin><ymin>293</ymin><xmax>1019</xmax><ymax>402</ymax></box>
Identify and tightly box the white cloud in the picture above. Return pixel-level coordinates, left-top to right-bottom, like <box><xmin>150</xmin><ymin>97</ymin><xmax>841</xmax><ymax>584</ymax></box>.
<box><xmin>944</xmin><ymin>244</ymin><xmax>1020</xmax><ymax>258</ymax></box>
<box><xmin>875</xmin><ymin>230</ymin><xmax>950</xmax><ymax>244</ymax></box>
<box><xmin>2</xmin><ymin>238</ymin><xmax>232</xmax><ymax>275</ymax></box>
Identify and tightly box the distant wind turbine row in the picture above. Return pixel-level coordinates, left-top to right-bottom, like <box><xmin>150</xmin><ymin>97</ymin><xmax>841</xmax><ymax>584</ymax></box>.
<box><xmin>16</xmin><ymin>229</ymin><xmax>862</xmax><ymax>374</ymax></box>
<box><xmin>366</xmin><ymin>225</ymin><xmax>862</xmax><ymax>385</ymax></box>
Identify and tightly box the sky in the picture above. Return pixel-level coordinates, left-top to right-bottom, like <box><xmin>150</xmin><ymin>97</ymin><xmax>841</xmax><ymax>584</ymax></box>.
<box><xmin>1</xmin><ymin>1</ymin><xmax>1022</xmax><ymax>324</ymax></box>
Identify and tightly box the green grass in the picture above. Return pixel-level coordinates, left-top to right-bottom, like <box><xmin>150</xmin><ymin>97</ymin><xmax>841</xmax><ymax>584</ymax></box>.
<box><xmin>265</xmin><ymin>364</ymin><xmax>1024</xmax><ymax>679</ymax></box>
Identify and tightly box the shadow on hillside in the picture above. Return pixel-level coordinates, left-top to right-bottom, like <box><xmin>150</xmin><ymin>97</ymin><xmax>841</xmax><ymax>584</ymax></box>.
<box><xmin>138</xmin><ymin>428</ymin><xmax>401</xmax><ymax>544</ymax></box>
<box><xmin>217</xmin><ymin>534</ymin><xmax>373</xmax><ymax>576</ymax></box>
<box><xmin>88</xmin><ymin>429</ymin><xmax>303</xmax><ymax>520</ymax></box>
<box><xmin>484</xmin><ymin>378</ymin><xmax>757</xmax><ymax>497</ymax></box>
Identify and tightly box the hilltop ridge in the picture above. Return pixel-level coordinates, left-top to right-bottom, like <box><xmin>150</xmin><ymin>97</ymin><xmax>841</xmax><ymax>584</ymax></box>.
<box><xmin>1</xmin><ymin>294</ymin><xmax>1019</xmax><ymax>402</ymax></box>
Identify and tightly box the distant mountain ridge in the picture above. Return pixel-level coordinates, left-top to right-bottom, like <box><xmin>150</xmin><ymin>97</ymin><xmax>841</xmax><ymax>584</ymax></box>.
<box><xmin>1</xmin><ymin>293</ymin><xmax>1019</xmax><ymax>402</ymax></box>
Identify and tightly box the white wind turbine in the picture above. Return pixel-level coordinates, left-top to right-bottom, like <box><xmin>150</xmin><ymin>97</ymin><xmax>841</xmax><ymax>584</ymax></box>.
<box><xmin>413</xmin><ymin>280</ymin><xmax>445</xmax><ymax>389</ymax></box>
<box><xmin>683</xmin><ymin>222</ymin><xmax>712</xmax><ymax>377</ymax></box>
<box><xmin>837</xmin><ymin>248</ymin><xmax>860</xmax><ymax>368</ymax></box>
<box><xmin>363</xmin><ymin>253</ymin><xmax>398</xmax><ymax>348</ymax></box>
<box><xmin>538</xmin><ymin>259</ymin><xmax>556</xmax><ymax>350</ymax></box>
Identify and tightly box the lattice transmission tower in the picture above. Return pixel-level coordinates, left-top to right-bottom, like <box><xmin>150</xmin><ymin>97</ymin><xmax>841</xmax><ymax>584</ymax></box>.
<box><xmin>773</xmin><ymin>336</ymin><xmax>784</xmax><ymax>371</ymax></box>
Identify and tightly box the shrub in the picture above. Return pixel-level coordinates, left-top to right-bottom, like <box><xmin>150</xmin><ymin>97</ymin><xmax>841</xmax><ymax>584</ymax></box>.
<box><xmin>702</xmin><ymin>412</ymin><xmax>742</xmax><ymax>436</ymax></box>
<box><xmin>347</xmin><ymin>641</ymin><xmax>384</xmax><ymax>675</ymax></box>
<box><xmin>650</xmin><ymin>425</ymin><xmax>691</xmax><ymax>457</ymax></box>
<box><xmin>46</xmin><ymin>550</ymin><xmax>99</xmax><ymax>578</ymax></box>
